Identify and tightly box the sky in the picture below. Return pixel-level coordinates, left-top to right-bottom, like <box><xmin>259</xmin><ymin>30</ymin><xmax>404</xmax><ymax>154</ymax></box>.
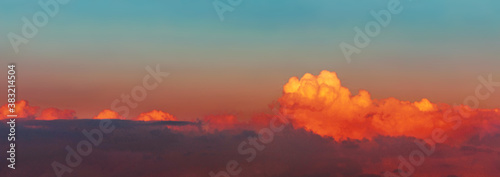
<box><xmin>1</xmin><ymin>1</ymin><xmax>500</xmax><ymax>177</ymax></box>
<box><xmin>1</xmin><ymin>0</ymin><xmax>499</xmax><ymax>120</ymax></box>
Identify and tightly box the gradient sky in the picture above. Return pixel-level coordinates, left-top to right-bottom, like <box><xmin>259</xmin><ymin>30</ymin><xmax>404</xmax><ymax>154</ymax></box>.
<box><xmin>1</xmin><ymin>0</ymin><xmax>499</xmax><ymax>119</ymax></box>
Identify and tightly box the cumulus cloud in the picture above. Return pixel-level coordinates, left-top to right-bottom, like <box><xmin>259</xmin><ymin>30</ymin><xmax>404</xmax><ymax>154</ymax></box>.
<box><xmin>36</xmin><ymin>108</ymin><xmax>76</xmax><ymax>120</ymax></box>
<box><xmin>1</xmin><ymin>71</ymin><xmax>499</xmax><ymax>177</ymax></box>
<box><xmin>93</xmin><ymin>109</ymin><xmax>123</xmax><ymax>119</ymax></box>
<box><xmin>134</xmin><ymin>110</ymin><xmax>177</xmax><ymax>121</ymax></box>
<box><xmin>0</xmin><ymin>100</ymin><xmax>39</xmax><ymax>119</ymax></box>
<box><xmin>278</xmin><ymin>70</ymin><xmax>500</xmax><ymax>141</ymax></box>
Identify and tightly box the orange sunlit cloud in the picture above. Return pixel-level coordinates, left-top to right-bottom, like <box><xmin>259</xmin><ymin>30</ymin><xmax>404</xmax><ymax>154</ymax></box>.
<box><xmin>278</xmin><ymin>70</ymin><xmax>500</xmax><ymax>141</ymax></box>
<box><xmin>3</xmin><ymin>71</ymin><xmax>499</xmax><ymax>144</ymax></box>
<box><xmin>36</xmin><ymin>108</ymin><xmax>76</xmax><ymax>120</ymax></box>
<box><xmin>93</xmin><ymin>109</ymin><xmax>123</xmax><ymax>119</ymax></box>
<box><xmin>134</xmin><ymin>110</ymin><xmax>177</xmax><ymax>121</ymax></box>
<box><xmin>0</xmin><ymin>100</ymin><xmax>39</xmax><ymax>119</ymax></box>
<box><xmin>203</xmin><ymin>114</ymin><xmax>240</xmax><ymax>132</ymax></box>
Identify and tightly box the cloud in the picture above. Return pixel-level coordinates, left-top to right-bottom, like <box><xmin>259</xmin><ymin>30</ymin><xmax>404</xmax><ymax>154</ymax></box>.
<box><xmin>134</xmin><ymin>110</ymin><xmax>177</xmax><ymax>121</ymax></box>
<box><xmin>36</xmin><ymin>108</ymin><xmax>76</xmax><ymax>120</ymax></box>
<box><xmin>2</xmin><ymin>120</ymin><xmax>499</xmax><ymax>177</ymax></box>
<box><xmin>202</xmin><ymin>114</ymin><xmax>241</xmax><ymax>132</ymax></box>
<box><xmin>278</xmin><ymin>70</ymin><xmax>500</xmax><ymax>141</ymax></box>
<box><xmin>0</xmin><ymin>100</ymin><xmax>39</xmax><ymax>119</ymax></box>
<box><xmin>1</xmin><ymin>71</ymin><xmax>499</xmax><ymax>177</ymax></box>
<box><xmin>93</xmin><ymin>109</ymin><xmax>123</xmax><ymax>119</ymax></box>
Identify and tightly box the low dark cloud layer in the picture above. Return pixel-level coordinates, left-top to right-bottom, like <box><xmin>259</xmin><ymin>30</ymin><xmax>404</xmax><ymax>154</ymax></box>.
<box><xmin>1</xmin><ymin>119</ymin><xmax>499</xmax><ymax>177</ymax></box>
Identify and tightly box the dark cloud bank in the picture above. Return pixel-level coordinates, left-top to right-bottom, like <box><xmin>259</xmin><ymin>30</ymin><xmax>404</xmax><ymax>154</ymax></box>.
<box><xmin>1</xmin><ymin>119</ymin><xmax>499</xmax><ymax>177</ymax></box>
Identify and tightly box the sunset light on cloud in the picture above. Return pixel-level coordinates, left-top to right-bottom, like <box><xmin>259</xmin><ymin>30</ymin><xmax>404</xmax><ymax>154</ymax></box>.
<box><xmin>1</xmin><ymin>0</ymin><xmax>500</xmax><ymax>176</ymax></box>
<box><xmin>2</xmin><ymin>70</ymin><xmax>499</xmax><ymax>143</ymax></box>
<box><xmin>36</xmin><ymin>108</ymin><xmax>76</xmax><ymax>120</ymax></box>
<box><xmin>0</xmin><ymin>100</ymin><xmax>38</xmax><ymax>119</ymax></box>
<box><xmin>1</xmin><ymin>69</ymin><xmax>499</xmax><ymax>176</ymax></box>
<box><xmin>93</xmin><ymin>109</ymin><xmax>122</xmax><ymax>119</ymax></box>
<box><xmin>279</xmin><ymin>71</ymin><xmax>500</xmax><ymax>142</ymax></box>
<box><xmin>135</xmin><ymin>110</ymin><xmax>177</xmax><ymax>121</ymax></box>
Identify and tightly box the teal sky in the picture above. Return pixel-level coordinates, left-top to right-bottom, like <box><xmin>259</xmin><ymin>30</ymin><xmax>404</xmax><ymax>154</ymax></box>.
<box><xmin>1</xmin><ymin>0</ymin><xmax>499</xmax><ymax>119</ymax></box>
